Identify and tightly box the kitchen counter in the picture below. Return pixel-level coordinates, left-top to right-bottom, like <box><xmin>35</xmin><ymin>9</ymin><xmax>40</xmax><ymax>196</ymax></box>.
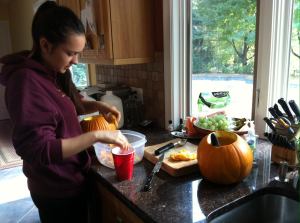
<box><xmin>90</xmin><ymin>128</ymin><xmax>280</xmax><ymax>223</ymax></box>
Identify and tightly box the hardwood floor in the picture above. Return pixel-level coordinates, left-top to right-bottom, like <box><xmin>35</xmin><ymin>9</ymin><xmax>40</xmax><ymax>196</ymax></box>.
<box><xmin>0</xmin><ymin>119</ymin><xmax>40</xmax><ymax>223</ymax></box>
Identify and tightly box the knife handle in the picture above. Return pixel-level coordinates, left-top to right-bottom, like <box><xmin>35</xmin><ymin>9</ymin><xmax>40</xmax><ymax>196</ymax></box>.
<box><xmin>268</xmin><ymin>107</ymin><xmax>279</xmax><ymax>119</ymax></box>
<box><xmin>263</xmin><ymin>117</ymin><xmax>277</xmax><ymax>133</ymax></box>
<box><xmin>154</xmin><ymin>143</ymin><xmax>174</xmax><ymax>155</ymax></box>
<box><xmin>143</xmin><ymin>172</ymin><xmax>155</xmax><ymax>191</ymax></box>
<box><xmin>278</xmin><ymin>98</ymin><xmax>294</xmax><ymax>120</ymax></box>
<box><xmin>274</xmin><ymin>104</ymin><xmax>284</xmax><ymax>117</ymax></box>
<box><xmin>289</xmin><ymin>100</ymin><xmax>300</xmax><ymax>120</ymax></box>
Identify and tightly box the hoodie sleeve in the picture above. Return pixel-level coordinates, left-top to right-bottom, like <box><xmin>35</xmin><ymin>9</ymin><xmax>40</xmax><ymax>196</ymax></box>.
<box><xmin>6</xmin><ymin>68</ymin><xmax>63</xmax><ymax>165</ymax></box>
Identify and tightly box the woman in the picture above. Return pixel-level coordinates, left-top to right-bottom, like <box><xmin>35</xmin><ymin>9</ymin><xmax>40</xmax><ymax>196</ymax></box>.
<box><xmin>0</xmin><ymin>2</ymin><xmax>128</xmax><ymax>222</ymax></box>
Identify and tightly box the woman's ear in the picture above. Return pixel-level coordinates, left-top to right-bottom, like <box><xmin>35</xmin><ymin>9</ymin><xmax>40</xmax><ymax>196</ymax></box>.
<box><xmin>39</xmin><ymin>37</ymin><xmax>53</xmax><ymax>54</ymax></box>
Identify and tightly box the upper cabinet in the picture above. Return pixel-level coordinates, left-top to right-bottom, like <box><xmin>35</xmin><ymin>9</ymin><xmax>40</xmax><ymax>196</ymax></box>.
<box><xmin>57</xmin><ymin>0</ymin><xmax>154</xmax><ymax>65</ymax></box>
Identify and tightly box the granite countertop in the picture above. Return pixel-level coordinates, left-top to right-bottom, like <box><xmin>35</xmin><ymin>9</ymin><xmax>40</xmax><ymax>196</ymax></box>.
<box><xmin>90</xmin><ymin>128</ymin><xmax>279</xmax><ymax>223</ymax></box>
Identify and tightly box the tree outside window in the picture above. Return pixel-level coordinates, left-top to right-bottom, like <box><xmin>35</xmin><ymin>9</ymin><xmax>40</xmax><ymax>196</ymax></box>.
<box><xmin>71</xmin><ymin>63</ymin><xmax>89</xmax><ymax>89</ymax></box>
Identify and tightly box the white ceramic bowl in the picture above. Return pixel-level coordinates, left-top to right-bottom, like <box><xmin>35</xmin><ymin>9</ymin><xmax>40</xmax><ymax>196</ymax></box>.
<box><xmin>93</xmin><ymin>130</ymin><xmax>147</xmax><ymax>169</ymax></box>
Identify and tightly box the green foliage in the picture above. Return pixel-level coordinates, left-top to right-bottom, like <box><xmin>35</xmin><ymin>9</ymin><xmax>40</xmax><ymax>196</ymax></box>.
<box><xmin>71</xmin><ymin>64</ymin><xmax>88</xmax><ymax>88</ymax></box>
<box><xmin>293</xmin><ymin>0</ymin><xmax>300</xmax><ymax>30</ymax></box>
<box><xmin>192</xmin><ymin>0</ymin><xmax>256</xmax><ymax>74</ymax></box>
<box><xmin>291</xmin><ymin>0</ymin><xmax>300</xmax><ymax>60</ymax></box>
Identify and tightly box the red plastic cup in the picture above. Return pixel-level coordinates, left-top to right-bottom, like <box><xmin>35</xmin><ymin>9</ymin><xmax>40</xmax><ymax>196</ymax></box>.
<box><xmin>112</xmin><ymin>147</ymin><xmax>135</xmax><ymax>181</ymax></box>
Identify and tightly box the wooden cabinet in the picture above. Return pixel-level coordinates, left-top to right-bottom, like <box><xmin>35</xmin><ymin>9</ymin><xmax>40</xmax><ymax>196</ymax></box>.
<box><xmin>58</xmin><ymin>0</ymin><xmax>154</xmax><ymax>65</ymax></box>
<box><xmin>94</xmin><ymin>183</ymin><xmax>144</xmax><ymax>223</ymax></box>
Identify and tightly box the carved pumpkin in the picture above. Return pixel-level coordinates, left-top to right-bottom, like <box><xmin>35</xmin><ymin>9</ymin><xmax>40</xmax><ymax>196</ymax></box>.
<box><xmin>197</xmin><ymin>131</ymin><xmax>253</xmax><ymax>185</ymax></box>
<box><xmin>80</xmin><ymin>115</ymin><xmax>117</xmax><ymax>132</ymax></box>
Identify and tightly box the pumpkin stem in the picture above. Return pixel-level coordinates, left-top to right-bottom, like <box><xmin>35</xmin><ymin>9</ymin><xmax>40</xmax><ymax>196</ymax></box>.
<box><xmin>211</xmin><ymin>133</ymin><xmax>220</xmax><ymax>147</ymax></box>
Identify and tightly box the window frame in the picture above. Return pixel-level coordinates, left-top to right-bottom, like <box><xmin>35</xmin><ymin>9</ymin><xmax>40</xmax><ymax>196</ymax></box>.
<box><xmin>163</xmin><ymin>0</ymin><xmax>189</xmax><ymax>129</ymax></box>
<box><xmin>254</xmin><ymin>0</ymin><xmax>293</xmax><ymax>136</ymax></box>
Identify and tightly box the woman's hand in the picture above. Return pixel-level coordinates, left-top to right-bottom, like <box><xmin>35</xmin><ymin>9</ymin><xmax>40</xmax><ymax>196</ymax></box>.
<box><xmin>81</xmin><ymin>100</ymin><xmax>121</xmax><ymax>123</ymax></box>
<box><xmin>61</xmin><ymin>130</ymin><xmax>129</xmax><ymax>158</ymax></box>
<box><xmin>94</xmin><ymin>130</ymin><xmax>130</xmax><ymax>150</ymax></box>
<box><xmin>102</xmin><ymin>105</ymin><xmax>121</xmax><ymax>124</ymax></box>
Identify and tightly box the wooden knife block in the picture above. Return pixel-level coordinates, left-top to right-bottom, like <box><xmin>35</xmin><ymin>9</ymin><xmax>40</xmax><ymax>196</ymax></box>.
<box><xmin>271</xmin><ymin>145</ymin><xmax>298</xmax><ymax>165</ymax></box>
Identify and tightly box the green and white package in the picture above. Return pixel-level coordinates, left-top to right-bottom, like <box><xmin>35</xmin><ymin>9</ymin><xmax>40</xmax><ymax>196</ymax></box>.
<box><xmin>197</xmin><ymin>91</ymin><xmax>231</xmax><ymax>112</ymax></box>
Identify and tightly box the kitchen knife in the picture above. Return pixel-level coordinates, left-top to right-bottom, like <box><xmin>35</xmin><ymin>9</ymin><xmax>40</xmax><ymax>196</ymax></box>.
<box><xmin>274</xmin><ymin>104</ymin><xmax>284</xmax><ymax>117</ymax></box>
<box><xmin>278</xmin><ymin>98</ymin><xmax>294</xmax><ymax>121</ymax></box>
<box><xmin>274</xmin><ymin>133</ymin><xmax>281</xmax><ymax>146</ymax></box>
<box><xmin>264</xmin><ymin>132</ymin><xmax>269</xmax><ymax>143</ymax></box>
<box><xmin>268</xmin><ymin>107</ymin><xmax>294</xmax><ymax>134</ymax></box>
<box><xmin>154</xmin><ymin>139</ymin><xmax>187</xmax><ymax>155</ymax></box>
<box><xmin>264</xmin><ymin>132</ymin><xmax>276</xmax><ymax>145</ymax></box>
<box><xmin>268</xmin><ymin>107</ymin><xmax>280</xmax><ymax>119</ymax></box>
<box><xmin>263</xmin><ymin>117</ymin><xmax>277</xmax><ymax>133</ymax></box>
<box><xmin>288</xmin><ymin>100</ymin><xmax>300</xmax><ymax>121</ymax></box>
<box><xmin>143</xmin><ymin>153</ymin><xmax>164</xmax><ymax>191</ymax></box>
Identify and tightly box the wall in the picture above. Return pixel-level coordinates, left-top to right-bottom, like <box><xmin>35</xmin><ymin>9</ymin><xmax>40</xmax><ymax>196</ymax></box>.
<box><xmin>96</xmin><ymin>52</ymin><xmax>164</xmax><ymax>128</ymax></box>
<box><xmin>95</xmin><ymin>0</ymin><xmax>165</xmax><ymax>128</ymax></box>
<box><xmin>8</xmin><ymin>0</ymin><xmax>35</xmax><ymax>52</ymax></box>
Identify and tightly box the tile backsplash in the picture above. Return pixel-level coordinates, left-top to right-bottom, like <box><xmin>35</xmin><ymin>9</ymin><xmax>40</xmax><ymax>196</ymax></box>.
<box><xmin>95</xmin><ymin>52</ymin><xmax>165</xmax><ymax>128</ymax></box>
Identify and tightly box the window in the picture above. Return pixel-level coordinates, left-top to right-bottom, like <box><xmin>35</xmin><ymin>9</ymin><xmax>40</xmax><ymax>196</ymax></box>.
<box><xmin>288</xmin><ymin>0</ymin><xmax>300</xmax><ymax>103</ymax></box>
<box><xmin>190</xmin><ymin>0</ymin><xmax>256</xmax><ymax>119</ymax></box>
<box><xmin>70</xmin><ymin>63</ymin><xmax>89</xmax><ymax>89</ymax></box>
<box><xmin>164</xmin><ymin>0</ymin><xmax>299</xmax><ymax>136</ymax></box>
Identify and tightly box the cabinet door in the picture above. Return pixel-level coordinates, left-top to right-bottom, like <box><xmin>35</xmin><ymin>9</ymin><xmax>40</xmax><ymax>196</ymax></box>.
<box><xmin>58</xmin><ymin>0</ymin><xmax>113</xmax><ymax>63</ymax></box>
<box><xmin>109</xmin><ymin>0</ymin><xmax>154</xmax><ymax>64</ymax></box>
<box><xmin>58</xmin><ymin>0</ymin><xmax>154</xmax><ymax>65</ymax></box>
<box><xmin>97</xmin><ymin>183</ymin><xmax>144</xmax><ymax>223</ymax></box>
<box><xmin>79</xmin><ymin>0</ymin><xmax>113</xmax><ymax>63</ymax></box>
<box><xmin>80</xmin><ymin>0</ymin><xmax>98</xmax><ymax>50</ymax></box>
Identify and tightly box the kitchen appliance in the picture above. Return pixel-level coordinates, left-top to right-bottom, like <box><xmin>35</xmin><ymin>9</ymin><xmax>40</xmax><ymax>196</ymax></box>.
<box><xmin>81</xmin><ymin>84</ymin><xmax>143</xmax><ymax>128</ymax></box>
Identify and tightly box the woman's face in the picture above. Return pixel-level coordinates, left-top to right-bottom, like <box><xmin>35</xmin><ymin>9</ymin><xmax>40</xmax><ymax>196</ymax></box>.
<box><xmin>40</xmin><ymin>34</ymin><xmax>86</xmax><ymax>73</ymax></box>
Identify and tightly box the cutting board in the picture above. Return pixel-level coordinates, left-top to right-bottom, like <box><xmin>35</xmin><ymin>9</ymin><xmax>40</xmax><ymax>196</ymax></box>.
<box><xmin>144</xmin><ymin>139</ymin><xmax>199</xmax><ymax>177</ymax></box>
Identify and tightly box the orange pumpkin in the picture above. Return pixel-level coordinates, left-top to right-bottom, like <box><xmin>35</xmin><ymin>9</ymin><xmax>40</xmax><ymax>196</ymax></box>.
<box><xmin>197</xmin><ymin>131</ymin><xmax>253</xmax><ymax>185</ymax></box>
<box><xmin>80</xmin><ymin>115</ymin><xmax>117</xmax><ymax>132</ymax></box>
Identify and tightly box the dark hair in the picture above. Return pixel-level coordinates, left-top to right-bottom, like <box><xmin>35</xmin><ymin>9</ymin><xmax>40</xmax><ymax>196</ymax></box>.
<box><xmin>32</xmin><ymin>1</ymin><xmax>85</xmax><ymax>114</ymax></box>
<box><xmin>32</xmin><ymin>1</ymin><xmax>85</xmax><ymax>49</ymax></box>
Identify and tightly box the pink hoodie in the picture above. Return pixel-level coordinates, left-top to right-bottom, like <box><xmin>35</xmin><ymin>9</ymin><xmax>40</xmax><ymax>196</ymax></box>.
<box><xmin>0</xmin><ymin>51</ymin><xmax>90</xmax><ymax>198</ymax></box>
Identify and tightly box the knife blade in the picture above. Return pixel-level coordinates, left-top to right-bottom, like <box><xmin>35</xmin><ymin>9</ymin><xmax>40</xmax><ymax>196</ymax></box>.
<box><xmin>143</xmin><ymin>153</ymin><xmax>164</xmax><ymax>191</ymax></box>
<box><xmin>288</xmin><ymin>100</ymin><xmax>300</xmax><ymax>121</ymax></box>
<box><xmin>278</xmin><ymin>98</ymin><xmax>294</xmax><ymax>121</ymax></box>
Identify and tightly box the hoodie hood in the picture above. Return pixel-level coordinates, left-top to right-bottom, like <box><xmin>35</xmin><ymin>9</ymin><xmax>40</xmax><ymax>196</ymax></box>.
<box><xmin>0</xmin><ymin>50</ymin><xmax>56</xmax><ymax>86</ymax></box>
